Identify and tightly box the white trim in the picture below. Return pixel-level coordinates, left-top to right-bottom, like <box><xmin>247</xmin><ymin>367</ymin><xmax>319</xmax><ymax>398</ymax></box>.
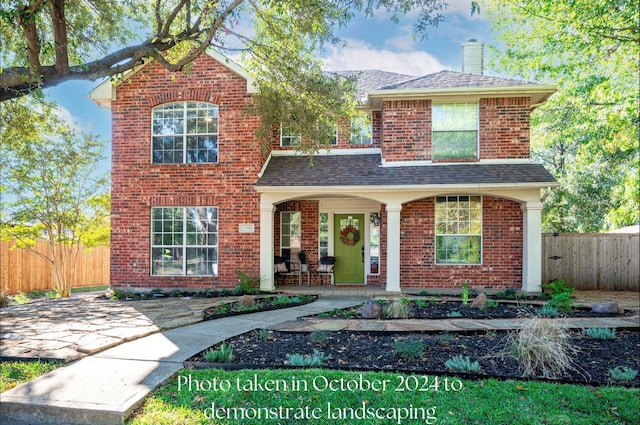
<box><xmin>381</xmin><ymin>158</ymin><xmax>536</xmax><ymax>167</ymax></box>
<box><xmin>255</xmin><ymin>182</ymin><xmax>559</xmax><ymax>194</ymax></box>
<box><xmin>258</xmin><ymin>152</ymin><xmax>272</xmax><ymax>177</ymax></box>
<box><xmin>271</xmin><ymin>148</ymin><xmax>381</xmax><ymax>157</ymax></box>
<box><xmin>365</xmin><ymin>85</ymin><xmax>557</xmax><ymax>110</ymax></box>
<box><xmin>434</xmin><ymin>195</ymin><xmax>483</xmax><ymax>266</ymax></box>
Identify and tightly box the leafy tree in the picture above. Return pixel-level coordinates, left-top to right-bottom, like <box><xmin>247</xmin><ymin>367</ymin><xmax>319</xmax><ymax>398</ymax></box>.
<box><xmin>1</xmin><ymin>0</ymin><xmax>479</xmax><ymax>153</ymax></box>
<box><xmin>0</xmin><ymin>98</ymin><xmax>109</xmax><ymax>297</ymax></box>
<box><xmin>487</xmin><ymin>0</ymin><xmax>639</xmax><ymax>232</ymax></box>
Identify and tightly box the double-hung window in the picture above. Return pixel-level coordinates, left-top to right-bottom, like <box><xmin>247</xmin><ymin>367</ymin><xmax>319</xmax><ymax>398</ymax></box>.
<box><xmin>152</xmin><ymin>102</ymin><xmax>219</xmax><ymax>164</ymax></box>
<box><xmin>280</xmin><ymin>126</ymin><xmax>301</xmax><ymax>147</ymax></box>
<box><xmin>432</xmin><ymin>103</ymin><xmax>478</xmax><ymax>159</ymax></box>
<box><xmin>435</xmin><ymin>196</ymin><xmax>482</xmax><ymax>264</ymax></box>
<box><xmin>151</xmin><ymin>207</ymin><xmax>218</xmax><ymax>276</ymax></box>
<box><xmin>350</xmin><ymin>113</ymin><xmax>372</xmax><ymax>145</ymax></box>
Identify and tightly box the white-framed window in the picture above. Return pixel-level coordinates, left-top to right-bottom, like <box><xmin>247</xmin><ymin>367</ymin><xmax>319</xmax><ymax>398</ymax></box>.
<box><xmin>280</xmin><ymin>126</ymin><xmax>301</xmax><ymax>147</ymax></box>
<box><xmin>319</xmin><ymin>212</ymin><xmax>329</xmax><ymax>258</ymax></box>
<box><xmin>152</xmin><ymin>102</ymin><xmax>219</xmax><ymax>164</ymax></box>
<box><xmin>350</xmin><ymin>113</ymin><xmax>372</xmax><ymax>145</ymax></box>
<box><xmin>281</xmin><ymin>211</ymin><xmax>301</xmax><ymax>261</ymax></box>
<box><xmin>151</xmin><ymin>207</ymin><xmax>218</xmax><ymax>276</ymax></box>
<box><xmin>432</xmin><ymin>103</ymin><xmax>478</xmax><ymax>159</ymax></box>
<box><xmin>435</xmin><ymin>196</ymin><xmax>482</xmax><ymax>264</ymax></box>
<box><xmin>369</xmin><ymin>212</ymin><xmax>380</xmax><ymax>274</ymax></box>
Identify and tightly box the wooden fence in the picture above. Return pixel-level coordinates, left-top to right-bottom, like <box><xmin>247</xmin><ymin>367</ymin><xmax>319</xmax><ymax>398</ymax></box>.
<box><xmin>2</xmin><ymin>235</ymin><xmax>638</xmax><ymax>294</ymax></box>
<box><xmin>1</xmin><ymin>241</ymin><xmax>110</xmax><ymax>295</ymax></box>
<box><xmin>542</xmin><ymin>233</ymin><xmax>640</xmax><ymax>291</ymax></box>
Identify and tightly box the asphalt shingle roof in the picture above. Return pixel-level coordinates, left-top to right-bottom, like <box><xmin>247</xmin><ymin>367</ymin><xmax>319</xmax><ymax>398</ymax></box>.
<box><xmin>331</xmin><ymin>70</ymin><xmax>415</xmax><ymax>99</ymax></box>
<box><xmin>379</xmin><ymin>70</ymin><xmax>537</xmax><ymax>90</ymax></box>
<box><xmin>257</xmin><ymin>154</ymin><xmax>557</xmax><ymax>187</ymax></box>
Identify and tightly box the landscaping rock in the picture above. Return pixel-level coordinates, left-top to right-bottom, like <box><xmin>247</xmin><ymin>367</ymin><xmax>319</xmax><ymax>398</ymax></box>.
<box><xmin>591</xmin><ymin>301</ymin><xmax>619</xmax><ymax>314</ymax></box>
<box><xmin>360</xmin><ymin>298</ymin><xmax>383</xmax><ymax>319</ymax></box>
<box><xmin>238</xmin><ymin>295</ymin><xmax>256</xmax><ymax>307</ymax></box>
<box><xmin>470</xmin><ymin>293</ymin><xmax>488</xmax><ymax>309</ymax></box>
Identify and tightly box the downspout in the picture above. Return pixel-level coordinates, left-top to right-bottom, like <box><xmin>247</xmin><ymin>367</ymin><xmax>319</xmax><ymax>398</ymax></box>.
<box><xmin>540</xmin><ymin>186</ymin><xmax>552</xmax><ymax>202</ymax></box>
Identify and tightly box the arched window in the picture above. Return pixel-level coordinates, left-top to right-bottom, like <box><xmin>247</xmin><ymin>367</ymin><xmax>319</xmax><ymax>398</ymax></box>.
<box><xmin>152</xmin><ymin>102</ymin><xmax>219</xmax><ymax>164</ymax></box>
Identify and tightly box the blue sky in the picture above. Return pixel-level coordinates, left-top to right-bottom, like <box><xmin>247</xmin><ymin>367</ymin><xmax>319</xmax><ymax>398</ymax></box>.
<box><xmin>43</xmin><ymin>3</ymin><xmax>493</xmax><ymax>173</ymax></box>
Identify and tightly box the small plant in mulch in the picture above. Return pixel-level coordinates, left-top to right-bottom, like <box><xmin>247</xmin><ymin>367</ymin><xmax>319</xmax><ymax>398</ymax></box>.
<box><xmin>543</xmin><ymin>279</ymin><xmax>575</xmax><ymax>313</ymax></box>
<box><xmin>393</xmin><ymin>338</ymin><xmax>425</xmax><ymax>361</ymax></box>
<box><xmin>384</xmin><ymin>298</ymin><xmax>410</xmax><ymax>319</ymax></box>
<box><xmin>444</xmin><ymin>355</ymin><xmax>481</xmax><ymax>373</ymax></box>
<box><xmin>204</xmin><ymin>343</ymin><xmax>234</xmax><ymax>363</ymax></box>
<box><xmin>610</xmin><ymin>366</ymin><xmax>638</xmax><ymax>382</ymax></box>
<box><xmin>584</xmin><ymin>327</ymin><xmax>617</xmax><ymax>340</ymax></box>
<box><xmin>536</xmin><ymin>304</ymin><xmax>560</xmax><ymax>317</ymax></box>
<box><xmin>285</xmin><ymin>350</ymin><xmax>328</xmax><ymax>367</ymax></box>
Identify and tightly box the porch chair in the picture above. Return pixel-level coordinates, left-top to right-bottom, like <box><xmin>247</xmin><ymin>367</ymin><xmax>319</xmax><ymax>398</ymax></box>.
<box><xmin>274</xmin><ymin>255</ymin><xmax>302</xmax><ymax>286</ymax></box>
<box><xmin>316</xmin><ymin>256</ymin><xmax>336</xmax><ymax>286</ymax></box>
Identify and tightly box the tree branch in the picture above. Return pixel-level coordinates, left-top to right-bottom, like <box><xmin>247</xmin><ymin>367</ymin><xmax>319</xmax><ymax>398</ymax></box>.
<box><xmin>48</xmin><ymin>0</ymin><xmax>70</xmax><ymax>75</ymax></box>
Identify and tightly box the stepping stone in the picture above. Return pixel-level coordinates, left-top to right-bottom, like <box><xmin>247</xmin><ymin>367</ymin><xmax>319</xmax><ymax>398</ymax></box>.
<box><xmin>314</xmin><ymin>321</ymin><xmax>348</xmax><ymax>331</ymax></box>
<box><xmin>357</xmin><ymin>322</ymin><xmax>386</xmax><ymax>331</ymax></box>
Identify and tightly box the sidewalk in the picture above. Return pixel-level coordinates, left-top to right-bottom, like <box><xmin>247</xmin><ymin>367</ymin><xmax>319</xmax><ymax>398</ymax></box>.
<box><xmin>1</xmin><ymin>293</ymin><xmax>638</xmax><ymax>425</ymax></box>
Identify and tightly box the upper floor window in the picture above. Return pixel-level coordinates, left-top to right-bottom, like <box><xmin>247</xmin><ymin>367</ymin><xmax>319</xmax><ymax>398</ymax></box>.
<box><xmin>351</xmin><ymin>113</ymin><xmax>372</xmax><ymax>145</ymax></box>
<box><xmin>432</xmin><ymin>103</ymin><xmax>478</xmax><ymax>159</ymax></box>
<box><xmin>151</xmin><ymin>207</ymin><xmax>218</xmax><ymax>276</ymax></box>
<box><xmin>152</xmin><ymin>102</ymin><xmax>219</xmax><ymax>164</ymax></box>
<box><xmin>280</xmin><ymin>126</ymin><xmax>301</xmax><ymax>147</ymax></box>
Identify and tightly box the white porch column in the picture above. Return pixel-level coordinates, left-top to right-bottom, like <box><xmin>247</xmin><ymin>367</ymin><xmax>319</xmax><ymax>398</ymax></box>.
<box><xmin>259</xmin><ymin>200</ymin><xmax>276</xmax><ymax>292</ymax></box>
<box><xmin>385</xmin><ymin>203</ymin><xmax>402</xmax><ymax>292</ymax></box>
<box><xmin>522</xmin><ymin>201</ymin><xmax>543</xmax><ymax>293</ymax></box>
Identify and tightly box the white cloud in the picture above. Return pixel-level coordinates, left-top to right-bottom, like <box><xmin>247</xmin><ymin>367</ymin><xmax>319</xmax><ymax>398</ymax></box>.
<box><xmin>322</xmin><ymin>39</ymin><xmax>449</xmax><ymax>76</ymax></box>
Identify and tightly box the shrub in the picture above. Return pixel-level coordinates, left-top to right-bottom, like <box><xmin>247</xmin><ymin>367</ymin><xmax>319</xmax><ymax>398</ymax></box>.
<box><xmin>416</xmin><ymin>299</ymin><xmax>427</xmax><ymax>309</ymax></box>
<box><xmin>233</xmin><ymin>270</ymin><xmax>260</xmax><ymax>295</ymax></box>
<box><xmin>12</xmin><ymin>292</ymin><xmax>30</xmax><ymax>305</ymax></box>
<box><xmin>543</xmin><ymin>280</ymin><xmax>575</xmax><ymax>313</ymax></box>
<box><xmin>507</xmin><ymin>317</ymin><xmax>577</xmax><ymax>378</ymax></box>
<box><xmin>444</xmin><ymin>355</ymin><xmax>481</xmax><ymax>373</ymax></box>
<box><xmin>536</xmin><ymin>304</ymin><xmax>560</xmax><ymax>317</ymax></box>
<box><xmin>384</xmin><ymin>298</ymin><xmax>410</xmax><ymax>319</ymax></box>
<box><xmin>609</xmin><ymin>366</ymin><xmax>638</xmax><ymax>382</ymax></box>
<box><xmin>255</xmin><ymin>329</ymin><xmax>270</xmax><ymax>341</ymax></box>
<box><xmin>461</xmin><ymin>282</ymin><xmax>469</xmax><ymax>305</ymax></box>
<box><xmin>286</xmin><ymin>350</ymin><xmax>328</xmax><ymax>367</ymax></box>
<box><xmin>393</xmin><ymin>338</ymin><xmax>425</xmax><ymax>361</ymax></box>
<box><xmin>584</xmin><ymin>327</ymin><xmax>616</xmax><ymax>340</ymax></box>
<box><xmin>204</xmin><ymin>343</ymin><xmax>234</xmax><ymax>363</ymax></box>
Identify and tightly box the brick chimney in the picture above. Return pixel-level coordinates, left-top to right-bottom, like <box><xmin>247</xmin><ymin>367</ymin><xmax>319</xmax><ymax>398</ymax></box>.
<box><xmin>462</xmin><ymin>39</ymin><xmax>484</xmax><ymax>75</ymax></box>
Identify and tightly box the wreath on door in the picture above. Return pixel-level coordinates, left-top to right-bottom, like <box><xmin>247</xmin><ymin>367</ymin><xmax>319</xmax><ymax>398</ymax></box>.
<box><xmin>340</xmin><ymin>225</ymin><xmax>360</xmax><ymax>245</ymax></box>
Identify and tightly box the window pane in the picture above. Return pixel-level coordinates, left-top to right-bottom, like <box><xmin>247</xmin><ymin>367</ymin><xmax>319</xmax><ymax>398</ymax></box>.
<box><xmin>152</xmin><ymin>247</ymin><xmax>183</xmax><ymax>275</ymax></box>
<box><xmin>153</xmin><ymin>136</ymin><xmax>183</xmax><ymax>164</ymax></box>
<box><xmin>319</xmin><ymin>213</ymin><xmax>328</xmax><ymax>258</ymax></box>
<box><xmin>432</xmin><ymin>103</ymin><xmax>478</xmax><ymax>131</ymax></box>
<box><xmin>370</xmin><ymin>213</ymin><xmax>380</xmax><ymax>274</ymax></box>
<box><xmin>186</xmin><ymin>135</ymin><xmax>218</xmax><ymax>163</ymax></box>
<box><xmin>432</xmin><ymin>131</ymin><xmax>478</xmax><ymax>159</ymax></box>
<box><xmin>351</xmin><ymin>114</ymin><xmax>372</xmax><ymax>145</ymax></box>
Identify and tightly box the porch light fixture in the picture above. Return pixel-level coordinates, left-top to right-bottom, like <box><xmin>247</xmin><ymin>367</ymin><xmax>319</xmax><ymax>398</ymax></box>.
<box><xmin>371</xmin><ymin>212</ymin><xmax>381</xmax><ymax>226</ymax></box>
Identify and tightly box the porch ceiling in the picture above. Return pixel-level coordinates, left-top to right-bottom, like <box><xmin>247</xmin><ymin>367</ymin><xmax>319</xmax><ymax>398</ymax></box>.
<box><xmin>256</xmin><ymin>154</ymin><xmax>557</xmax><ymax>189</ymax></box>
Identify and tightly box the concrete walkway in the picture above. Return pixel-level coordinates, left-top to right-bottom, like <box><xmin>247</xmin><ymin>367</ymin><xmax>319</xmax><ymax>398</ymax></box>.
<box><xmin>1</xmin><ymin>293</ymin><xmax>638</xmax><ymax>425</ymax></box>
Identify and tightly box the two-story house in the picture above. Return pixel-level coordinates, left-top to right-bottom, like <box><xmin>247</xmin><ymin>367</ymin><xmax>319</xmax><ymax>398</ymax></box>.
<box><xmin>90</xmin><ymin>40</ymin><xmax>557</xmax><ymax>294</ymax></box>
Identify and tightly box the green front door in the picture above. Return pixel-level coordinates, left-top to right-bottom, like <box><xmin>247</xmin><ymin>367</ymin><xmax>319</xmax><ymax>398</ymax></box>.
<box><xmin>334</xmin><ymin>214</ymin><xmax>365</xmax><ymax>284</ymax></box>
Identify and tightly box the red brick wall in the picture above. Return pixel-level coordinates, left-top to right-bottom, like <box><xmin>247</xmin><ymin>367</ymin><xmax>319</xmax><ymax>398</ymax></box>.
<box><xmin>381</xmin><ymin>97</ymin><xmax>531</xmax><ymax>162</ymax></box>
<box><xmin>479</xmin><ymin>97</ymin><xmax>531</xmax><ymax>159</ymax></box>
<box><xmin>399</xmin><ymin>196</ymin><xmax>523</xmax><ymax>289</ymax></box>
<box><xmin>110</xmin><ymin>55</ymin><xmax>261</xmax><ymax>289</ymax></box>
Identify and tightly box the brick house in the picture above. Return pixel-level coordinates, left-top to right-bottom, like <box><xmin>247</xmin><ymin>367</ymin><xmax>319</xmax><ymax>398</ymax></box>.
<box><xmin>90</xmin><ymin>41</ymin><xmax>557</xmax><ymax>293</ymax></box>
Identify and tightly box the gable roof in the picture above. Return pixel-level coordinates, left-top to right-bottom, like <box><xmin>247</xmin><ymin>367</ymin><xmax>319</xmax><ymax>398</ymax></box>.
<box><xmin>257</xmin><ymin>153</ymin><xmax>557</xmax><ymax>189</ymax></box>
<box><xmin>331</xmin><ymin>70</ymin><xmax>415</xmax><ymax>99</ymax></box>
<box><xmin>88</xmin><ymin>50</ymin><xmax>256</xmax><ymax>109</ymax></box>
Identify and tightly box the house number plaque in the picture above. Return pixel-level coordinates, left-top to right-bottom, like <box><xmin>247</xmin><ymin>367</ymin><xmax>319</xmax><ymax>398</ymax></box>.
<box><xmin>239</xmin><ymin>223</ymin><xmax>255</xmax><ymax>233</ymax></box>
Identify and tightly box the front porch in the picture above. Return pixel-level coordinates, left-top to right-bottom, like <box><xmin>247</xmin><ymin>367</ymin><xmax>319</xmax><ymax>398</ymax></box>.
<box><xmin>256</xmin><ymin>151</ymin><xmax>555</xmax><ymax>294</ymax></box>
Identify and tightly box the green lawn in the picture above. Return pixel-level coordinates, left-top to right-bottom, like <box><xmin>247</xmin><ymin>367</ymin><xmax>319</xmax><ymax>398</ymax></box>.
<box><xmin>127</xmin><ymin>368</ymin><xmax>639</xmax><ymax>425</ymax></box>
<box><xmin>0</xmin><ymin>360</ymin><xmax>62</xmax><ymax>392</ymax></box>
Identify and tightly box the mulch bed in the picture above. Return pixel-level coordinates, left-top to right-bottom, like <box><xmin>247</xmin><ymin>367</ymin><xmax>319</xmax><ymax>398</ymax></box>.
<box><xmin>310</xmin><ymin>300</ymin><xmax>634</xmax><ymax>320</ymax></box>
<box><xmin>187</xmin><ymin>329</ymin><xmax>640</xmax><ymax>387</ymax></box>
